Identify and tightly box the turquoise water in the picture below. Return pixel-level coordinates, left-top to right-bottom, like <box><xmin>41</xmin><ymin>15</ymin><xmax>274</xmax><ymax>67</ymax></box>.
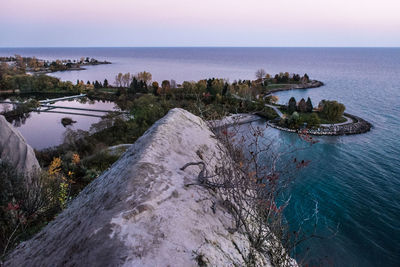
<box><xmin>0</xmin><ymin>47</ymin><xmax>399</xmax><ymax>266</ymax></box>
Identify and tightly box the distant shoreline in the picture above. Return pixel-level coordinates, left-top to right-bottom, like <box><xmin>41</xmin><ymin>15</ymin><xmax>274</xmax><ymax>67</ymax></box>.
<box><xmin>265</xmin><ymin>80</ymin><xmax>324</xmax><ymax>95</ymax></box>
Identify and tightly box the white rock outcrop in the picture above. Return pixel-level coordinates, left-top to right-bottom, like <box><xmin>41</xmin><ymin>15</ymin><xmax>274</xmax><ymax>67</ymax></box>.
<box><xmin>5</xmin><ymin>108</ymin><xmax>271</xmax><ymax>267</ymax></box>
<box><xmin>0</xmin><ymin>115</ymin><xmax>40</xmax><ymax>176</ymax></box>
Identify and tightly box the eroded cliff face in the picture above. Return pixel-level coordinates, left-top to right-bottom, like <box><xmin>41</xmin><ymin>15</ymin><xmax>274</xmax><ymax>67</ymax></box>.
<box><xmin>5</xmin><ymin>108</ymin><xmax>271</xmax><ymax>267</ymax></box>
<box><xmin>0</xmin><ymin>115</ymin><xmax>40</xmax><ymax>177</ymax></box>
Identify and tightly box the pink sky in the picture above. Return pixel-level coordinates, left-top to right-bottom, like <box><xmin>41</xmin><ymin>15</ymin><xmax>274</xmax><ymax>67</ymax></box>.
<box><xmin>1</xmin><ymin>0</ymin><xmax>399</xmax><ymax>46</ymax></box>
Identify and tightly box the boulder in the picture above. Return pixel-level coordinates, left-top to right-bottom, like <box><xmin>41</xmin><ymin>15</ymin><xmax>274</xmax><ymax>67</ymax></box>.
<box><xmin>0</xmin><ymin>115</ymin><xmax>40</xmax><ymax>177</ymax></box>
<box><xmin>5</xmin><ymin>108</ymin><xmax>271</xmax><ymax>267</ymax></box>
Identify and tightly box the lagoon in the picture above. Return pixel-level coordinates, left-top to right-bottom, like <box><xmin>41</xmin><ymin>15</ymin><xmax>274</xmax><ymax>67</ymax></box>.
<box><xmin>0</xmin><ymin>98</ymin><xmax>119</xmax><ymax>150</ymax></box>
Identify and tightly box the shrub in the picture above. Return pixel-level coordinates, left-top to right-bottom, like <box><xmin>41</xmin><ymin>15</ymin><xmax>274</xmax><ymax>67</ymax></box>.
<box><xmin>308</xmin><ymin>113</ymin><xmax>320</xmax><ymax>127</ymax></box>
<box><xmin>0</xmin><ymin>160</ymin><xmax>61</xmax><ymax>257</ymax></box>
<box><xmin>131</xmin><ymin>94</ymin><xmax>168</xmax><ymax>128</ymax></box>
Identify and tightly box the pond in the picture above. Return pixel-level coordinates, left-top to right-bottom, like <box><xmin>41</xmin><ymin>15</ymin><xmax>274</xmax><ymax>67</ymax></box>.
<box><xmin>1</xmin><ymin>97</ymin><xmax>121</xmax><ymax>150</ymax></box>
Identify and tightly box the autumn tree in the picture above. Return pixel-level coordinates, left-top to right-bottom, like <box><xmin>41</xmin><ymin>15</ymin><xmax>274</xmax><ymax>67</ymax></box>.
<box><xmin>115</xmin><ymin>73</ymin><xmax>123</xmax><ymax>87</ymax></box>
<box><xmin>122</xmin><ymin>72</ymin><xmax>132</xmax><ymax>87</ymax></box>
<box><xmin>136</xmin><ymin>71</ymin><xmax>152</xmax><ymax>84</ymax></box>
<box><xmin>195</xmin><ymin>80</ymin><xmax>207</xmax><ymax>95</ymax></box>
<box><xmin>14</xmin><ymin>55</ymin><xmax>25</xmax><ymax>71</ymax></box>
<box><xmin>152</xmin><ymin>81</ymin><xmax>159</xmax><ymax>95</ymax></box>
<box><xmin>238</xmin><ymin>83</ymin><xmax>251</xmax><ymax>100</ymax></box>
<box><xmin>266</xmin><ymin>95</ymin><xmax>279</xmax><ymax>104</ymax></box>
<box><xmin>158</xmin><ymin>80</ymin><xmax>171</xmax><ymax>96</ymax></box>
<box><xmin>211</xmin><ymin>79</ymin><xmax>224</xmax><ymax>96</ymax></box>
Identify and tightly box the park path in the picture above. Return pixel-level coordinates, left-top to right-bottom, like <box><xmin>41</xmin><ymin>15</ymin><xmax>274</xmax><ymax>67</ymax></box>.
<box><xmin>320</xmin><ymin>115</ymin><xmax>352</xmax><ymax>127</ymax></box>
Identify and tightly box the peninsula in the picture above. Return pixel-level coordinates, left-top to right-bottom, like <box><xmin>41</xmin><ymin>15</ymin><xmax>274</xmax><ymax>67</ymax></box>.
<box><xmin>0</xmin><ymin>55</ymin><xmax>111</xmax><ymax>75</ymax></box>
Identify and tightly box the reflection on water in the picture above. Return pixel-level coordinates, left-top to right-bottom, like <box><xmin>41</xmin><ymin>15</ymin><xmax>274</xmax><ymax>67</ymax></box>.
<box><xmin>1</xmin><ymin>97</ymin><xmax>119</xmax><ymax>150</ymax></box>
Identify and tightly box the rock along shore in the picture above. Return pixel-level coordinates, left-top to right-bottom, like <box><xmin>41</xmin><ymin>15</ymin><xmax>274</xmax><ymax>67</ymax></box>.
<box><xmin>266</xmin><ymin>113</ymin><xmax>372</xmax><ymax>136</ymax></box>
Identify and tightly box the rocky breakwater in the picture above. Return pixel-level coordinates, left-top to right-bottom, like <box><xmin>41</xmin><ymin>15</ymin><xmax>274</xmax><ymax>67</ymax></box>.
<box><xmin>0</xmin><ymin>115</ymin><xmax>40</xmax><ymax>177</ymax></box>
<box><xmin>5</xmin><ymin>108</ymin><xmax>285</xmax><ymax>267</ymax></box>
<box><xmin>267</xmin><ymin>112</ymin><xmax>372</xmax><ymax>136</ymax></box>
<box><xmin>318</xmin><ymin>113</ymin><xmax>372</xmax><ymax>135</ymax></box>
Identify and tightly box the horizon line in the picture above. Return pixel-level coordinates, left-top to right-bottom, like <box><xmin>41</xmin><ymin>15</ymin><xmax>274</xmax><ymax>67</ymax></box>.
<box><xmin>0</xmin><ymin>46</ymin><xmax>399</xmax><ymax>49</ymax></box>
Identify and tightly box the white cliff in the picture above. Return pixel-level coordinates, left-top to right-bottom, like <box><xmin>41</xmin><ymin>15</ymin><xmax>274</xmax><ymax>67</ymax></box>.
<box><xmin>5</xmin><ymin>108</ymin><xmax>272</xmax><ymax>267</ymax></box>
<box><xmin>0</xmin><ymin>115</ymin><xmax>40</xmax><ymax>176</ymax></box>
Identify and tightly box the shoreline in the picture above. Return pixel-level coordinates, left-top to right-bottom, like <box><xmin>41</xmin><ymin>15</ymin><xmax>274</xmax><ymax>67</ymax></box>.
<box><xmin>210</xmin><ymin>112</ymin><xmax>372</xmax><ymax>136</ymax></box>
<box><xmin>30</xmin><ymin>61</ymin><xmax>112</xmax><ymax>75</ymax></box>
<box><xmin>262</xmin><ymin>80</ymin><xmax>372</xmax><ymax>135</ymax></box>
<box><xmin>265</xmin><ymin>80</ymin><xmax>324</xmax><ymax>95</ymax></box>
<box><xmin>221</xmin><ymin>80</ymin><xmax>372</xmax><ymax>136</ymax></box>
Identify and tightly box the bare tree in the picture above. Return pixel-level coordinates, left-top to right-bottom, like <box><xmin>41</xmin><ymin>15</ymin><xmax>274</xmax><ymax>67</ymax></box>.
<box><xmin>181</xmin><ymin>120</ymin><xmax>322</xmax><ymax>266</ymax></box>
<box><xmin>114</xmin><ymin>73</ymin><xmax>123</xmax><ymax>87</ymax></box>
<box><xmin>256</xmin><ymin>69</ymin><xmax>266</xmax><ymax>80</ymax></box>
<box><xmin>122</xmin><ymin>72</ymin><xmax>132</xmax><ymax>87</ymax></box>
<box><xmin>136</xmin><ymin>71</ymin><xmax>152</xmax><ymax>84</ymax></box>
<box><xmin>170</xmin><ymin>79</ymin><xmax>177</xmax><ymax>89</ymax></box>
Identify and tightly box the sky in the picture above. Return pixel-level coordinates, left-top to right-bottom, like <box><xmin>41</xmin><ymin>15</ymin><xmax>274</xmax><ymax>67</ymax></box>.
<box><xmin>1</xmin><ymin>0</ymin><xmax>399</xmax><ymax>47</ymax></box>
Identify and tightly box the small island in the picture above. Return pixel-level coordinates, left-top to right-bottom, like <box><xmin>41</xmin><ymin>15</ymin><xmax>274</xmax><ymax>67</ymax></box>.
<box><xmin>0</xmin><ymin>55</ymin><xmax>111</xmax><ymax>74</ymax></box>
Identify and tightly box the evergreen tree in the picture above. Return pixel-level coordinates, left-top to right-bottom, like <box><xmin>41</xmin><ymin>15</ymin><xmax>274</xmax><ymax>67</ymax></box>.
<box><xmin>139</xmin><ymin>80</ymin><xmax>148</xmax><ymax>93</ymax></box>
<box><xmin>298</xmin><ymin>98</ymin><xmax>307</xmax><ymax>113</ymax></box>
<box><xmin>288</xmin><ymin>97</ymin><xmax>297</xmax><ymax>114</ymax></box>
<box><xmin>129</xmin><ymin>77</ymin><xmax>139</xmax><ymax>94</ymax></box>
<box><xmin>222</xmin><ymin>82</ymin><xmax>229</xmax><ymax>96</ymax></box>
<box><xmin>303</xmin><ymin>73</ymin><xmax>310</xmax><ymax>83</ymax></box>
<box><xmin>306</xmin><ymin>97</ymin><xmax>313</xmax><ymax>112</ymax></box>
<box><xmin>103</xmin><ymin>79</ymin><xmax>109</xmax><ymax>87</ymax></box>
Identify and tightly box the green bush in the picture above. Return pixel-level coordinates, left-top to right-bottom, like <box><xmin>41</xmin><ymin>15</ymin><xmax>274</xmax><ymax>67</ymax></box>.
<box><xmin>131</xmin><ymin>94</ymin><xmax>168</xmax><ymax>128</ymax></box>
<box><xmin>82</xmin><ymin>151</ymin><xmax>120</xmax><ymax>172</ymax></box>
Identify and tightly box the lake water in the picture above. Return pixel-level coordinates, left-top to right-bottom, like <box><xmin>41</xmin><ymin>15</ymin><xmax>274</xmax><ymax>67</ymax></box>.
<box><xmin>0</xmin><ymin>98</ymin><xmax>119</xmax><ymax>150</ymax></box>
<box><xmin>0</xmin><ymin>47</ymin><xmax>399</xmax><ymax>266</ymax></box>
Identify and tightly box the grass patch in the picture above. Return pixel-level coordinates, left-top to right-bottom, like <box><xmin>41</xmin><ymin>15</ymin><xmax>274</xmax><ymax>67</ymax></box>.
<box><xmin>318</xmin><ymin>113</ymin><xmax>347</xmax><ymax>124</ymax></box>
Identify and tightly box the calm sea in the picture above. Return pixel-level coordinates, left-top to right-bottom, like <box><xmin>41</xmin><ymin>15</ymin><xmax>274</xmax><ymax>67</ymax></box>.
<box><xmin>0</xmin><ymin>47</ymin><xmax>399</xmax><ymax>266</ymax></box>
